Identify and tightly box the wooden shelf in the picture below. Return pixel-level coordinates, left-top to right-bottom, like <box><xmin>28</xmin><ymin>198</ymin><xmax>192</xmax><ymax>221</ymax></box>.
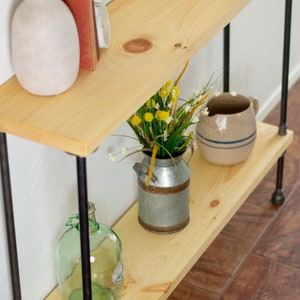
<box><xmin>0</xmin><ymin>0</ymin><xmax>251</xmax><ymax>157</ymax></box>
<box><xmin>46</xmin><ymin>122</ymin><xmax>293</xmax><ymax>299</ymax></box>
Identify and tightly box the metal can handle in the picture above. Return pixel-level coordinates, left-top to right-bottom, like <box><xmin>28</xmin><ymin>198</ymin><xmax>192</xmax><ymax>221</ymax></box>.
<box><xmin>184</xmin><ymin>141</ymin><xmax>194</xmax><ymax>165</ymax></box>
<box><xmin>133</xmin><ymin>163</ymin><xmax>158</xmax><ymax>183</ymax></box>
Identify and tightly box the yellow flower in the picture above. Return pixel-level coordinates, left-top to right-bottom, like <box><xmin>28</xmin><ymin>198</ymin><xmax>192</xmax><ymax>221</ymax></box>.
<box><xmin>155</xmin><ymin>110</ymin><xmax>169</xmax><ymax>121</ymax></box>
<box><xmin>171</xmin><ymin>86</ymin><xmax>180</xmax><ymax>98</ymax></box>
<box><xmin>144</xmin><ymin>112</ymin><xmax>154</xmax><ymax>122</ymax></box>
<box><xmin>131</xmin><ymin>115</ymin><xmax>141</xmax><ymax>126</ymax></box>
<box><xmin>171</xmin><ymin>95</ymin><xmax>178</xmax><ymax>105</ymax></box>
<box><xmin>165</xmin><ymin>79</ymin><xmax>172</xmax><ymax>87</ymax></box>
<box><xmin>159</xmin><ymin>87</ymin><xmax>169</xmax><ymax>98</ymax></box>
<box><xmin>146</xmin><ymin>99</ymin><xmax>156</xmax><ymax>108</ymax></box>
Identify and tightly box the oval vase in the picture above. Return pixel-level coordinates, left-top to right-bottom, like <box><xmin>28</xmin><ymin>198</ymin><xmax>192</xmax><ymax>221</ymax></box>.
<box><xmin>11</xmin><ymin>0</ymin><xmax>80</xmax><ymax>96</ymax></box>
<box><xmin>133</xmin><ymin>153</ymin><xmax>190</xmax><ymax>234</ymax></box>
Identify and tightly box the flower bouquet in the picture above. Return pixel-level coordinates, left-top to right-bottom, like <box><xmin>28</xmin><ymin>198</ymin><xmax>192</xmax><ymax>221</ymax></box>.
<box><xmin>110</xmin><ymin>62</ymin><xmax>211</xmax><ymax>185</ymax></box>
<box><xmin>128</xmin><ymin>63</ymin><xmax>210</xmax><ymax>184</ymax></box>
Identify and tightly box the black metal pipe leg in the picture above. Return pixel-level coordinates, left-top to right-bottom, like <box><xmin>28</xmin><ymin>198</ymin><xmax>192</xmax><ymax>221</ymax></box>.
<box><xmin>271</xmin><ymin>0</ymin><xmax>293</xmax><ymax>205</ymax></box>
<box><xmin>0</xmin><ymin>132</ymin><xmax>22</xmax><ymax>300</ymax></box>
<box><xmin>76</xmin><ymin>156</ymin><xmax>92</xmax><ymax>300</ymax></box>
<box><xmin>271</xmin><ymin>153</ymin><xmax>286</xmax><ymax>205</ymax></box>
<box><xmin>223</xmin><ymin>23</ymin><xmax>230</xmax><ymax>92</ymax></box>
<box><xmin>278</xmin><ymin>0</ymin><xmax>292</xmax><ymax>137</ymax></box>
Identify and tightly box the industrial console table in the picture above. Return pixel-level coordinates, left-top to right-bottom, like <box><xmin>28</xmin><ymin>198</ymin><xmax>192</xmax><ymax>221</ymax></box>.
<box><xmin>0</xmin><ymin>0</ymin><xmax>294</xmax><ymax>299</ymax></box>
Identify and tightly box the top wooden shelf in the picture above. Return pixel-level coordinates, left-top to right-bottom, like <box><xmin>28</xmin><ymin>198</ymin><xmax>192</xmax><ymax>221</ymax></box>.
<box><xmin>0</xmin><ymin>0</ymin><xmax>251</xmax><ymax>157</ymax></box>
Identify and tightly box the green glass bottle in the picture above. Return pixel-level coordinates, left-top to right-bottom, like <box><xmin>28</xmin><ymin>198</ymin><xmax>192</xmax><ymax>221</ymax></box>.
<box><xmin>56</xmin><ymin>202</ymin><xmax>123</xmax><ymax>300</ymax></box>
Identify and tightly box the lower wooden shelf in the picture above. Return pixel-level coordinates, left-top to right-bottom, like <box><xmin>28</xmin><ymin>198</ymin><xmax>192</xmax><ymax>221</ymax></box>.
<box><xmin>46</xmin><ymin>122</ymin><xmax>293</xmax><ymax>300</ymax></box>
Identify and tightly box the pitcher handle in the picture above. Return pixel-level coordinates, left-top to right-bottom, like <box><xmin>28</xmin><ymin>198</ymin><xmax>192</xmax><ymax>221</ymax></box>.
<box><xmin>249</xmin><ymin>96</ymin><xmax>259</xmax><ymax>116</ymax></box>
<box><xmin>133</xmin><ymin>163</ymin><xmax>158</xmax><ymax>183</ymax></box>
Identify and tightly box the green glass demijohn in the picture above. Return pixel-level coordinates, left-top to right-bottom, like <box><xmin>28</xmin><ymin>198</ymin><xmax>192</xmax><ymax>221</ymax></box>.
<box><xmin>56</xmin><ymin>202</ymin><xmax>123</xmax><ymax>300</ymax></box>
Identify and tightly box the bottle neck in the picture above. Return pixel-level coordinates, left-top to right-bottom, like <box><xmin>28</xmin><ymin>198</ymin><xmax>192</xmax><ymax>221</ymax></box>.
<box><xmin>88</xmin><ymin>202</ymin><xmax>99</xmax><ymax>232</ymax></box>
<box><xmin>66</xmin><ymin>202</ymin><xmax>99</xmax><ymax>233</ymax></box>
<box><xmin>88</xmin><ymin>212</ymin><xmax>99</xmax><ymax>233</ymax></box>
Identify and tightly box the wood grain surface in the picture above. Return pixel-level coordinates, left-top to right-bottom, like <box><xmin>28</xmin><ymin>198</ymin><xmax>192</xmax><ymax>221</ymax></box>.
<box><xmin>46</xmin><ymin>122</ymin><xmax>293</xmax><ymax>299</ymax></box>
<box><xmin>0</xmin><ymin>0</ymin><xmax>251</xmax><ymax>157</ymax></box>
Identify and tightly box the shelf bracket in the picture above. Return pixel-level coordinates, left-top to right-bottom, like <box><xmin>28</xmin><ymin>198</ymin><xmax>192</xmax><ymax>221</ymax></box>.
<box><xmin>0</xmin><ymin>132</ymin><xmax>22</xmax><ymax>300</ymax></box>
<box><xmin>272</xmin><ymin>0</ymin><xmax>293</xmax><ymax>205</ymax></box>
<box><xmin>76</xmin><ymin>156</ymin><xmax>92</xmax><ymax>300</ymax></box>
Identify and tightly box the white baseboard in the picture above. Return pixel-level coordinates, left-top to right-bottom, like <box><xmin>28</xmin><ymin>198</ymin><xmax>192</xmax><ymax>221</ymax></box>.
<box><xmin>257</xmin><ymin>63</ymin><xmax>300</xmax><ymax>121</ymax></box>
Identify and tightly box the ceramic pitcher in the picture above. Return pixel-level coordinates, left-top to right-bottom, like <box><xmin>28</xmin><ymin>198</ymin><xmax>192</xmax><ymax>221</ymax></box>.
<box><xmin>196</xmin><ymin>93</ymin><xmax>259</xmax><ymax>165</ymax></box>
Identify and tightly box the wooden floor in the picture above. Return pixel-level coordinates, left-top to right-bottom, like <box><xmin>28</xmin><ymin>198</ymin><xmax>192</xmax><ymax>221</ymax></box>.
<box><xmin>169</xmin><ymin>79</ymin><xmax>300</xmax><ymax>300</ymax></box>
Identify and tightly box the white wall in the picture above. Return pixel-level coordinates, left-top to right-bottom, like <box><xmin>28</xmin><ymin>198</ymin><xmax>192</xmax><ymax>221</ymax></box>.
<box><xmin>1</xmin><ymin>0</ymin><xmax>300</xmax><ymax>299</ymax></box>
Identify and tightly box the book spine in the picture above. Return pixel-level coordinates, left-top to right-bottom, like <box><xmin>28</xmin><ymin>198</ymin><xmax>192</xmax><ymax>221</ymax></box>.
<box><xmin>63</xmin><ymin>0</ymin><xmax>100</xmax><ymax>71</ymax></box>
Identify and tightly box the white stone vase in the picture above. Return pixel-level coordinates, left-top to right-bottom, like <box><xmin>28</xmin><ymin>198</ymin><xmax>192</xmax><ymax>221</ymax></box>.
<box><xmin>11</xmin><ymin>0</ymin><xmax>80</xmax><ymax>96</ymax></box>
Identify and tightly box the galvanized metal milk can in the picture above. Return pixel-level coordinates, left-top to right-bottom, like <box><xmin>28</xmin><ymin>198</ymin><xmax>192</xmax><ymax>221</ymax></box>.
<box><xmin>133</xmin><ymin>152</ymin><xmax>191</xmax><ymax>234</ymax></box>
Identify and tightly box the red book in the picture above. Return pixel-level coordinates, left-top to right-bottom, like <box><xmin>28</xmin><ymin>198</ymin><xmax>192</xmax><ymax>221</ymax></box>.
<box><xmin>63</xmin><ymin>0</ymin><xmax>100</xmax><ymax>71</ymax></box>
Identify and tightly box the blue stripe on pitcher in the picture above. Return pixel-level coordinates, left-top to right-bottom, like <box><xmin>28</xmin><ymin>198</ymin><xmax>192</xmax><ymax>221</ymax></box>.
<box><xmin>196</xmin><ymin>130</ymin><xmax>256</xmax><ymax>150</ymax></box>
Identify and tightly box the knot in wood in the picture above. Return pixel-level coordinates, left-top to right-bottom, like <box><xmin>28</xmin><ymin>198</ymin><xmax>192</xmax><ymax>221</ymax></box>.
<box><xmin>123</xmin><ymin>38</ymin><xmax>153</xmax><ymax>53</ymax></box>
<box><xmin>210</xmin><ymin>199</ymin><xmax>220</xmax><ymax>207</ymax></box>
<box><xmin>174</xmin><ymin>43</ymin><xmax>187</xmax><ymax>49</ymax></box>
